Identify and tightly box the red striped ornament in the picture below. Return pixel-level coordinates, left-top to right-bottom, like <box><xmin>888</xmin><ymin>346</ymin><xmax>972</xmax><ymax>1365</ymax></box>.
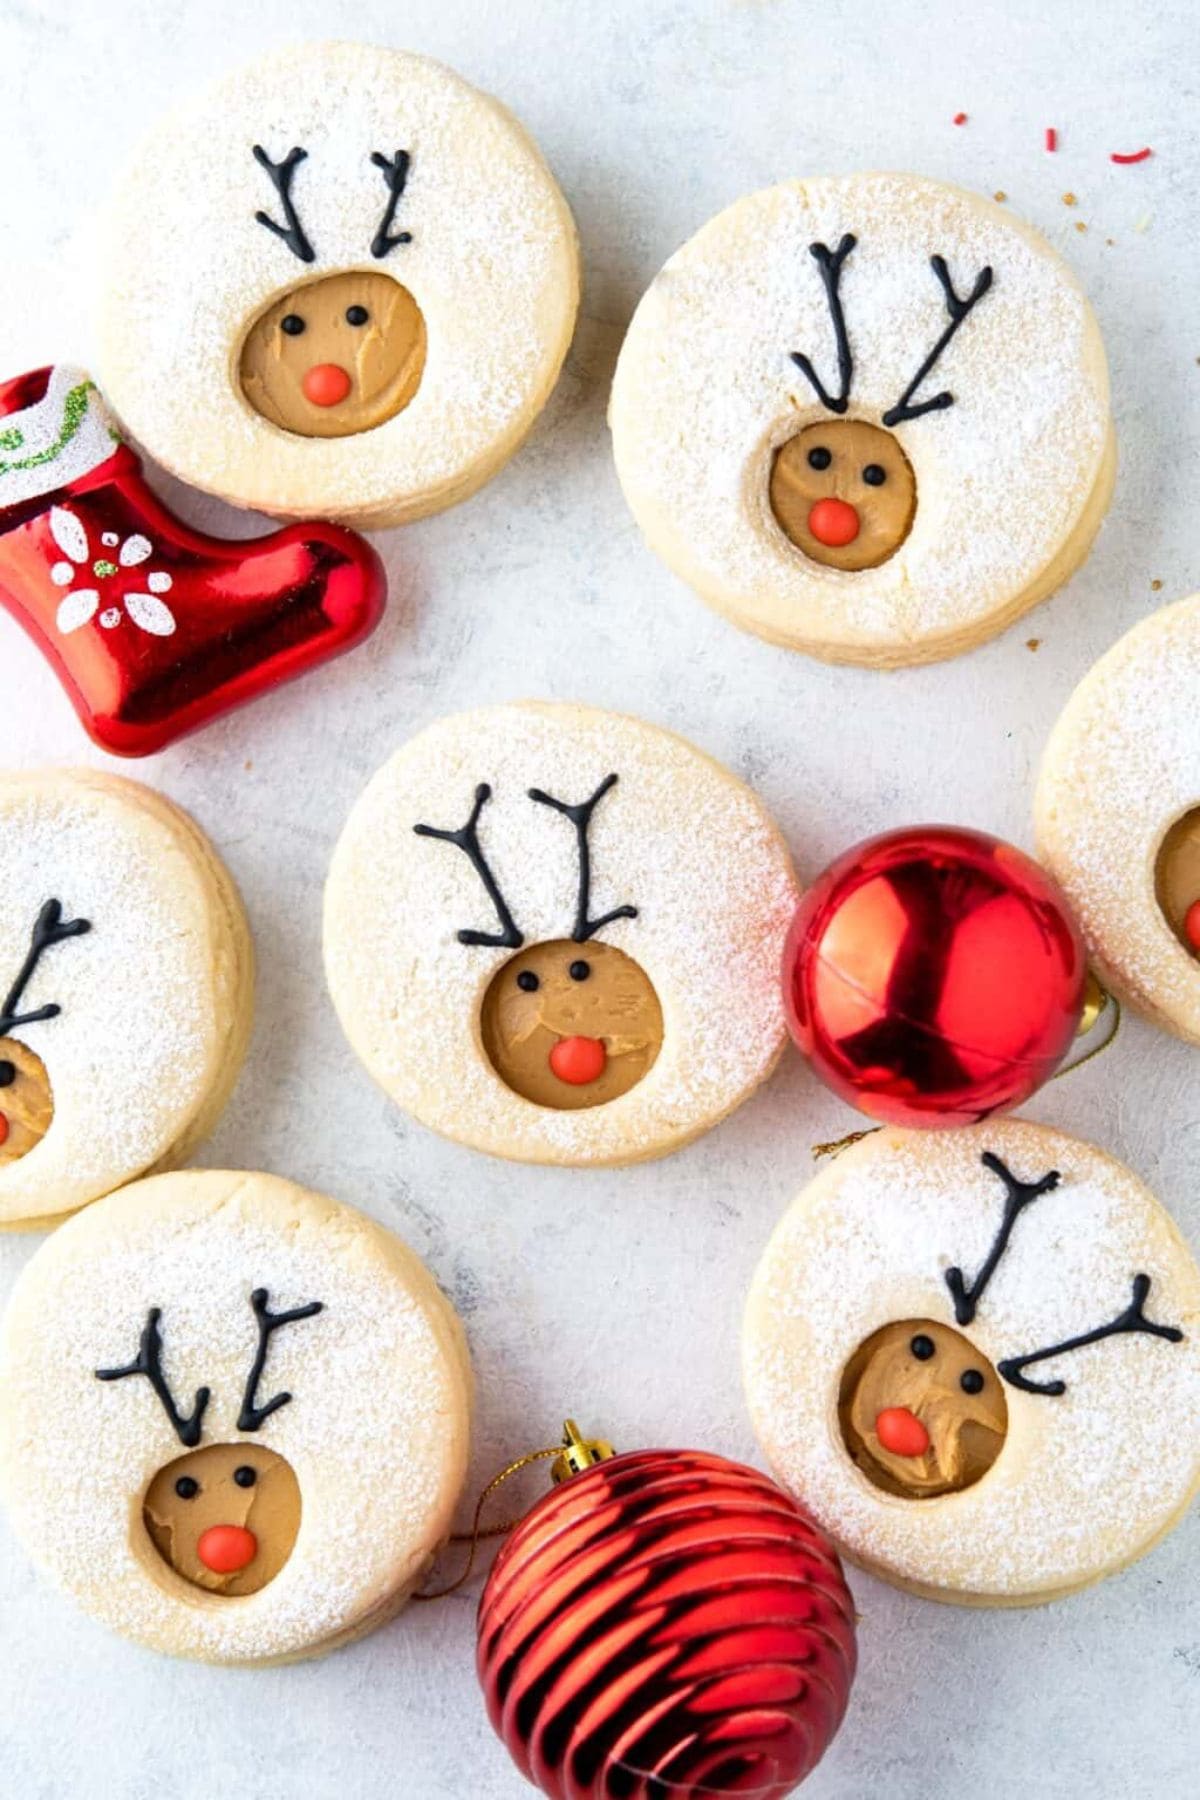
<box><xmin>477</xmin><ymin>1445</ymin><xmax>857</xmax><ymax>1799</ymax></box>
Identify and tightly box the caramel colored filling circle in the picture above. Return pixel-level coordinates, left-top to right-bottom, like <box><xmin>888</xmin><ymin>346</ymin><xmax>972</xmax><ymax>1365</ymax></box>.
<box><xmin>770</xmin><ymin>418</ymin><xmax>917</xmax><ymax>571</ymax></box>
<box><xmin>0</xmin><ymin>1037</ymin><xmax>53</xmax><ymax>1167</ymax></box>
<box><xmin>480</xmin><ymin>939</ymin><xmax>663</xmax><ymax>1111</ymax></box>
<box><xmin>143</xmin><ymin>1442</ymin><xmax>301</xmax><ymax>1596</ymax></box>
<box><xmin>238</xmin><ymin>268</ymin><xmax>426</xmax><ymax>439</ymax></box>
<box><xmin>1155</xmin><ymin>806</ymin><xmax>1200</xmax><ymax>954</ymax></box>
<box><xmin>838</xmin><ymin>1317</ymin><xmax>1007</xmax><ymax>1499</ymax></box>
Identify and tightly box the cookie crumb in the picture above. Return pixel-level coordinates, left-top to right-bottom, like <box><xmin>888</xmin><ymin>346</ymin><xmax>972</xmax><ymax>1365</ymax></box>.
<box><xmin>993</xmin><ymin>190</ymin><xmax>1007</xmax><ymax>203</ymax></box>
<box><xmin>1151</xmin><ymin>579</ymin><xmax>1163</xmax><ymax>592</ymax></box>
<box><xmin>1075</xmin><ymin>221</ymin><xmax>1088</xmax><ymax>233</ymax></box>
<box><xmin>1062</xmin><ymin>191</ymin><xmax>1077</xmax><ymax>206</ymax></box>
<box><xmin>1026</xmin><ymin>637</ymin><xmax>1042</xmax><ymax>651</ymax></box>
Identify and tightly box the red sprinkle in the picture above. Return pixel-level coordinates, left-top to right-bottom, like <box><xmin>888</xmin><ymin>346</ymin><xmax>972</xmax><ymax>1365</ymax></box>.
<box><xmin>1045</xmin><ymin>127</ymin><xmax>1057</xmax><ymax>152</ymax></box>
<box><xmin>953</xmin><ymin>112</ymin><xmax>967</xmax><ymax>125</ymax></box>
<box><xmin>1110</xmin><ymin>147</ymin><xmax>1152</xmax><ymax>164</ymax></box>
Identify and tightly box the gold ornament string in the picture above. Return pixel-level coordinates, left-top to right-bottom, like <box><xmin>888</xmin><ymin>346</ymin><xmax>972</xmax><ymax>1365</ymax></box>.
<box><xmin>415</xmin><ymin>1420</ymin><xmax>615</xmax><ymax>1602</ymax></box>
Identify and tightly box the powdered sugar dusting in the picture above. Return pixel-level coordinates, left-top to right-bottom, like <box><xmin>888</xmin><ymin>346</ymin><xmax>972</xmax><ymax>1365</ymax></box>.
<box><xmin>743</xmin><ymin>1121</ymin><xmax>1200</xmax><ymax>1597</ymax></box>
<box><xmin>0</xmin><ymin>772</ymin><xmax>246</xmax><ymax>1226</ymax></box>
<box><xmin>0</xmin><ymin>1170</ymin><xmax>470</xmax><ymax>1662</ymax></box>
<box><xmin>324</xmin><ymin>703</ymin><xmax>800</xmax><ymax>1164</ymax></box>
<box><xmin>1035</xmin><ymin>593</ymin><xmax>1200</xmax><ymax>1037</ymax></box>
<box><xmin>612</xmin><ymin>174</ymin><xmax>1110</xmax><ymax>651</ymax></box>
<box><xmin>97</xmin><ymin>42</ymin><xmax>579</xmax><ymax>519</ymax></box>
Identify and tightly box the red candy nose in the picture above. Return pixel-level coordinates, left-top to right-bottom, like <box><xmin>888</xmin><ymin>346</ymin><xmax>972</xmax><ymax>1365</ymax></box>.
<box><xmin>549</xmin><ymin>1035</ymin><xmax>607</xmax><ymax>1086</ymax></box>
<box><xmin>808</xmin><ymin>496</ymin><xmax>860</xmax><ymax>547</ymax></box>
<box><xmin>196</xmin><ymin>1523</ymin><xmax>258</xmax><ymax>1573</ymax></box>
<box><xmin>302</xmin><ymin>363</ymin><xmax>352</xmax><ymax>406</ymax></box>
<box><xmin>875</xmin><ymin>1406</ymin><xmax>930</xmax><ymax>1458</ymax></box>
<box><xmin>1185</xmin><ymin>899</ymin><xmax>1200</xmax><ymax>951</ymax></box>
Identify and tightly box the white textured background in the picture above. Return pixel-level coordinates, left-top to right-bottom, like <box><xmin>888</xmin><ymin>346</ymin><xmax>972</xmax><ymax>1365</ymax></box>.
<box><xmin>1</xmin><ymin>2</ymin><xmax>1197</xmax><ymax>1796</ymax></box>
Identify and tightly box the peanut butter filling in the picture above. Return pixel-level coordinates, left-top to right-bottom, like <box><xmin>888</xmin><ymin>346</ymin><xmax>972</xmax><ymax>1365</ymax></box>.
<box><xmin>770</xmin><ymin>418</ymin><xmax>917</xmax><ymax>570</ymax></box>
<box><xmin>480</xmin><ymin>939</ymin><xmax>663</xmax><ymax>1110</ymax></box>
<box><xmin>239</xmin><ymin>268</ymin><xmax>426</xmax><ymax>438</ymax></box>
<box><xmin>1155</xmin><ymin>806</ymin><xmax>1200</xmax><ymax>953</ymax></box>
<box><xmin>0</xmin><ymin>1038</ymin><xmax>53</xmax><ymax>1166</ymax></box>
<box><xmin>144</xmin><ymin>1442</ymin><xmax>301</xmax><ymax>1596</ymax></box>
<box><xmin>838</xmin><ymin>1318</ymin><xmax>1007</xmax><ymax>1499</ymax></box>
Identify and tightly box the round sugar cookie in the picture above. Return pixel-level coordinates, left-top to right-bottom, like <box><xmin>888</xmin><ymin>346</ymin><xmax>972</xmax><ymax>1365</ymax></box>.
<box><xmin>96</xmin><ymin>42</ymin><xmax>580</xmax><ymax>528</ymax></box>
<box><xmin>0</xmin><ymin>1169</ymin><xmax>471</xmax><ymax>1664</ymax></box>
<box><xmin>0</xmin><ymin>770</ymin><xmax>252</xmax><ymax>1231</ymax></box>
<box><xmin>610</xmin><ymin>174</ymin><xmax>1114</xmax><ymax>666</ymax></box>
<box><xmin>324</xmin><ymin>702</ymin><xmax>800</xmax><ymax>1166</ymax></box>
<box><xmin>743</xmin><ymin>1121</ymin><xmax>1200</xmax><ymax>1606</ymax></box>
<box><xmin>1035</xmin><ymin>594</ymin><xmax>1200</xmax><ymax>1044</ymax></box>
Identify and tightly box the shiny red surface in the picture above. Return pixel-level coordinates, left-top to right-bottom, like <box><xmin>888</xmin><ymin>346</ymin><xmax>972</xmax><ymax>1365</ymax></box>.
<box><xmin>0</xmin><ymin>367</ymin><xmax>385</xmax><ymax>756</ymax></box>
<box><xmin>477</xmin><ymin>1448</ymin><xmax>856</xmax><ymax>1800</ymax></box>
<box><xmin>783</xmin><ymin>825</ymin><xmax>1087</xmax><ymax>1128</ymax></box>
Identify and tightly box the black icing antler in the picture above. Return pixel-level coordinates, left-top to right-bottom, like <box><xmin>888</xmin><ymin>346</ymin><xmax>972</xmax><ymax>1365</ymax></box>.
<box><xmin>528</xmin><ymin>773</ymin><xmax>638</xmax><ymax>945</ymax></box>
<box><xmin>998</xmin><ymin>1274</ymin><xmax>1184</xmax><ymax>1397</ymax></box>
<box><xmin>790</xmin><ymin>235</ymin><xmax>857</xmax><ymax>415</ymax></box>
<box><xmin>252</xmin><ymin>145</ymin><xmax>316</xmax><ymax>264</ymax></box>
<box><xmin>881</xmin><ymin>255</ymin><xmax>993</xmax><ymax>427</ymax></box>
<box><xmin>0</xmin><ymin>900</ymin><xmax>91</xmax><ymax>1085</ymax></box>
<box><xmin>370</xmin><ymin>150</ymin><xmax>414</xmax><ymax>258</ymax></box>
<box><xmin>945</xmin><ymin>1152</ymin><xmax>1061</xmax><ymax>1327</ymax></box>
<box><xmin>238</xmin><ymin>1288</ymin><xmax>324</xmax><ymax>1432</ymax></box>
<box><xmin>95</xmin><ymin>1309</ymin><xmax>211</xmax><ymax>1448</ymax></box>
<box><xmin>414</xmin><ymin>785</ymin><xmax>524</xmax><ymax>950</ymax></box>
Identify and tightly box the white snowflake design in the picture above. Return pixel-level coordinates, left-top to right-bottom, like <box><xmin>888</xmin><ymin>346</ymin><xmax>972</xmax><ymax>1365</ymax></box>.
<box><xmin>49</xmin><ymin>507</ymin><xmax>176</xmax><ymax>638</ymax></box>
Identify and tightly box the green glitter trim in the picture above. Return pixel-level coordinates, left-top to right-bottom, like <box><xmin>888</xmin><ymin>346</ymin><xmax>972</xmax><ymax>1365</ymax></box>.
<box><xmin>0</xmin><ymin>427</ymin><xmax>23</xmax><ymax>452</ymax></box>
<box><xmin>0</xmin><ymin>381</ymin><xmax>109</xmax><ymax>480</ymax></box>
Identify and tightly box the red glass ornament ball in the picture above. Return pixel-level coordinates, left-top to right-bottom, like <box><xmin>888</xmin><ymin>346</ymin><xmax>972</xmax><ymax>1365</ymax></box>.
<box><xmin>783</xmin><ymin>825</ymin><xmax>1088</xmax><ymax>1129</ymax></box>
<box><xmin>477</xmin><ymin>1447</ymin><xmax>857</xmax><ymax>1800</ymax></box>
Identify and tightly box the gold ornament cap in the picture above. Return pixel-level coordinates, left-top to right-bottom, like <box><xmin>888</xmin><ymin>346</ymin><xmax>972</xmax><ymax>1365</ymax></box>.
<box><xmin>551</xmin><ymin>1419</ymin><xmax>616</xmax><ymax>1484</ymax></box>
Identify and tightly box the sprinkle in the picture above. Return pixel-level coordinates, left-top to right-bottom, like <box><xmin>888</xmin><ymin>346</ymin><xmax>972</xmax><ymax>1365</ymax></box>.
<box><xmin>1133</xmin><ymin>213</ymin><xmax>1153</xmax><ymax>233</ymax></box>
<box><xmin>953</xmin><ymin>111</ymin><xmax>968</xmax><ymax>125</ymax></box>
<box><xmin>1062</xmin><ymin>191</ymin><xmax>1077</xmax><ymax>206</ymax></box>
<box><xmin>1045</xmin><ymin>127</ymin><xmax>1058</xmax><ymax>152</ymax></box>
<box><xmin>1111</xmin><ymin>147</ymin><xmax>1152</xmax><ymax>164</ymax></box>
<box><xmin>1075</xmin><ymin>221</ymin><xmax>1088</xmax><ymax>234</ymax></box>
<box><xmin>993</xmin><ymin>190</ymin><xmax>1007</xmax><ymax>203</ymax></box>
<box><xmin>1151</xmin><ymin>579</ymin><xmax>1163</xmax><ymax>591</ymax></box>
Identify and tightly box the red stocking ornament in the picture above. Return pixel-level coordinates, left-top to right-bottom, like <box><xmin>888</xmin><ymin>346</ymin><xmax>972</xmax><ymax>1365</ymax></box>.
<box><xmin>0</xmin><ymin>367</ymin><xmax>385</xmax><ymax>755</ymax></box>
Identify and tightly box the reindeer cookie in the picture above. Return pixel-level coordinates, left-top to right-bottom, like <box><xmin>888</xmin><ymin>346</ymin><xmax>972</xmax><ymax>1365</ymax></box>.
<box><xmin>1036</xmin><ymin>594</ymin><xmax>1200</xmax><ymax>1045</ymax></box>
<box><xmin>324</xmin><ymin>703</ymin><xmax>799</xmax><ymax>1165</ymax></box>
<box><xmin>0</xmin><ymin>770</ymin><xmax>251</xmax><ymax>1230</ymax></box>
<box><xmin>96</xmin><ymin>42</ymin><xmax>579</xmax><ymax>527</ymax></box>
<box><xmin>0</xmin><ymin>1170</ymin><xmax>471</xmax><ymax>1664</ymax></box>
<box><xmin>611</xmin><ymin>174</ymin><xmax>1114</xmax><ymax>666</ymax></box>
<box><xmin>743</xmin><ymin>1121</ymin><xmax>1200</xmax><ymax>1606</ymax></box>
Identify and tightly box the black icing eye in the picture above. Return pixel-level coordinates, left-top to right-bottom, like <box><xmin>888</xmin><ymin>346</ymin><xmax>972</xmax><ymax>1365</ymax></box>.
<box><xmin>345</xmin><ymin>305</ymin><xmax>369</xmax><ymax>326</ymax></box>
<box><xmin>233</xmin><ymin>1465</ymin><xmax>258</xmax><ymax>1488</ymax></box>
<box><xmin>0</xmin><ymin>1061</ymin><xmax>15</xmax><ymax>1089</ymax></box>
<box><xmin>862</xmin><ymin>464</ymin><xmax>887</xmax><ymax>486</ymax></box>
<box><xmin>910</xmin><ymin>1334</ymin><xmax>935</xmax><ymax>1362</ymax></box>
<box><xmin>175</xmin><ymin>1476</ymin><xmax>200</xmax><ymax>1500</ymax></box>
<box><xmin>807</xmin><ymin>446</ymin><xmax>833</xmax><ymax>471</ymax></box>
<box><xmin>516</xmin><ymin>970</ymin><xmax>539</xmax><ymax>993</ymax></box>
<box><xmin>281</xmin><ymin>314</ymin><xmax>306</xmax><ymax>337</ymax></box>
<box><xmin>960</xmin><ymin>1369</ymin><xmax>985</xmax><ymax>1395</ymax></box>
<box><xmin>568</xmin><ymin>960</ymin><xmax>591</xmax><ymax>982</ymax></box>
